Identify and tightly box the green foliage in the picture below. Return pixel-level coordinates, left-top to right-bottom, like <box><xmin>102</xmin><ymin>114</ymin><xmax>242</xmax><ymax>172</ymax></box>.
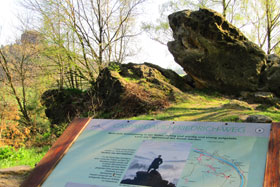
<box><xmin>220</xmin><ymin>115</ymin><xmax>242</xmax><ymax>122</ymax></box>
<box><xmin>143</xmin><ymin>0</ymin><xmax>250</xmax><ymax>47</ymax></box>
<box><xmin>108</xmin><ymin>62</ymin><xmax>121</xmax><ymax>72</ymax></box>
<box><xmin>243</xmin><ymin>0</ymin><xmax>280</xmax><ymax>54</ymax></box>
<box><xmin>26</xmin><ymin>89</ymin><xmax>51</xmax><ymax>133</ymax></box>
<box><xmin>0</xmin><ymin>146</ymin><xmax>50</xmax><ymax>168</ymax></box>
<box><xmin>0</xmin><ymin>83</ymin><xmax>53</xmax><ymax>147</ymax></box>
<box><xmin>0</xmin><ymin>146</ymin><xmax>15</xmax><ymax>160</ymax></box>
<box><xmin>51</xmin><ymin>123</ymin><xmax>68</xmax><ymax>138</ymax></box>
<box><xmin>191</xmin><ymin>89</ymin><xmax>223</xmax><ymax>101</ymax></box>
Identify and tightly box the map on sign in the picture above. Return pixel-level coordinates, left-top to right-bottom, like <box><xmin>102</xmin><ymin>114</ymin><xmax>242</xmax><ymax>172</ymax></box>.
<box><xmin>182</xmin><ymin>149</ymin><xmax>246</xmax><ymax>187</ymax></box>
<box><xmin>42</xmin><ymin>119</ymin><xmax>271</xmax><ymax>187</ymax></box>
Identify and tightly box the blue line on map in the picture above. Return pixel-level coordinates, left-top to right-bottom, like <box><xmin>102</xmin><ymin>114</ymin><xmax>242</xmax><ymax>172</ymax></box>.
<box><xmin>193</xmin><ymin>149</ymin><xmax>244</xmax><ymax>187</ymax></box>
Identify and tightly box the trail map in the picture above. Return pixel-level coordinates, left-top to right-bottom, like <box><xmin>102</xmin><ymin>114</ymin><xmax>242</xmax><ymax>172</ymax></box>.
<box><xmin>182</xmin><ymin>149</ymin><xmax>247</xmax><ymax>187</ymax></box>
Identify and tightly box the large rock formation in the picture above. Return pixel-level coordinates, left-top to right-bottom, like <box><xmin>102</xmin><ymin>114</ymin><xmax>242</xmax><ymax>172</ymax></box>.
<box><xmin>262</xmin><ymin>54</ymin><xmax>280</xmax><ymax>95</ymax></box>
<box><xmin>21</xmin><ymin>30</ymin><xmax>42</xmax><ymax>44</ymax></box>
<box><xmin>94</xmin><ymin>62</ymin><xmax>192</xmax><ymax>118</ymax></box>
<box><xmin>41</xmin><ymin>62</ymin><xmax>192</xmax><ymax>123</ymax></box>
<box><xmin>168</xmin><ymin>8</ymin><xmax>267</xmax><ymax>94</ymax></box>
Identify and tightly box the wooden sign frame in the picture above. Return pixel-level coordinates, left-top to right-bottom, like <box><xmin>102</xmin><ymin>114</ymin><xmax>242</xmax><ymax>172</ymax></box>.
<box><xmin>21</xmin><ymin>119</ymin><xmax>280</xmax><ymax>187</ymax></box>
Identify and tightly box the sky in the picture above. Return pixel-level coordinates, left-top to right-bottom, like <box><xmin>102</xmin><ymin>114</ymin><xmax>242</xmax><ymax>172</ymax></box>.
<box><xmin>0</xmin><ymin>0</ymin><xmax>183</xmax><ymax>70</ymax></box>
<box><xmin>0</xmin><ymin>0</ymin><xmax>22</xmax><ymax>44</ymax></box>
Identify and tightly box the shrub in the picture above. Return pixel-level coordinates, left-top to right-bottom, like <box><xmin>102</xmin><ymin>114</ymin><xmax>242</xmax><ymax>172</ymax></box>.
<box><xmin>0</xmin><ymin>101</ymin><xmax>31</xmax><ymax>148</ymax></box>
<box><xmin>0</xmin><ymin>145</ymin><xmax>50</xmax><ymax>168</ymax></box>
<box><xmin>108</xmin><ymin>62</ymin><xmax>121</xmax><ymax>72</ymax></box>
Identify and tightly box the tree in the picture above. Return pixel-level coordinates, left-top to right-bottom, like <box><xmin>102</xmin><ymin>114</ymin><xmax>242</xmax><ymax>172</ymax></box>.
<box><xmin>211</xmin><ymin>0</ymin><xmax>248</xmax><ymax>26</ymax></box>
<box><xmin>40</xmin><ymin>5</ymin><xmax>82</xmax><ymax>89</ymax></box>
<box><xmin>143</xmin><ymin>0</ymin><xmax>247</xmax><ymax>46</ymax></box>
<box><xmin>245</xmin><ymin>0</ymin><xmax>280</xmax><ymax>54</ymax></box>
<box><xmin>23</xmin><ymin>0</ymin><xmax>146</xmax><ymax>84</ymax></box>
<box><xmin>264</xmin><ymin>0</ymin><xmax>280</xmax><ymax>54</ymax></box>
<box><xmin>211</xmin><ymin>0</ymin><xmax>234</xmax><ymax>18</ymax></box>
<box><xmin>0</xmin><ymin>37</ymin><xmax>42</xmax><ymax>128</ymax></box>
<box><xmin>142</xmin><ymin>0</ymin><xmax>213</xmax><ymax>45</ymax></box>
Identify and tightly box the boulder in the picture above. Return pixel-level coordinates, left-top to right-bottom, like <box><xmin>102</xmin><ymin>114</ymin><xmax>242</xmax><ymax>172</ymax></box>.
<box><xmin>167</xmin><ymin>8</ymin><xmax>267</xmax><ymax>93</ymax></box>
<box><xmin>41</xmin><ymin>89</ymin><xmax>92</xmax><ymax>125</ymax></box>
<box><xmin>263</xmin><ymin>54</ymin><xmax>280</xmax><ymax>96</ymax></box>
<box><xmin>245</xmin><ymin>115</ymin><xmax>272</xmax><ymax>123</ymax></box>
<box><xmin>253</xmin><ymin>92</ymin><xmax>280</xmax><ymax>104</ymax></box>
<box><xmin>240</xmin><ymin>91</ymin><xmax>280</xmax><ymax>105</ymax></box>
<box><xmin>94</xmin><ymin>62</ymin><xmax>192</xmax><ymax>118</ymax></box>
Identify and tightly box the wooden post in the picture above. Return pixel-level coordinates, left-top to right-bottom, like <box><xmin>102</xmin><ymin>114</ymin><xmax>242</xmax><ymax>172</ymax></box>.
<box><xmin>264</xmin><ymin>122</ymin><xmax>280</xmax><ymax>187</ymax></box>
<box><xmin>21</xmin><ymin>118</ymin><xmax>91</xmax><ymax>187</ymax></box>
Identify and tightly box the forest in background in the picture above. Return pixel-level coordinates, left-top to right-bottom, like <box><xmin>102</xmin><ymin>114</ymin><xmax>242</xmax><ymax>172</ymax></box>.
<box><xmin>1</xmin><ymin>0</ymin><xmax>280</xmax><ymax>151</ymax></box>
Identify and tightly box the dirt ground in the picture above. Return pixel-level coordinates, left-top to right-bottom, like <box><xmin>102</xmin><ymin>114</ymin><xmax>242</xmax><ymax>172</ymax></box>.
<box><xmin>0</xmin><ymin>166</ymin><xmax>31</xmax><ymax>187</ymax></box>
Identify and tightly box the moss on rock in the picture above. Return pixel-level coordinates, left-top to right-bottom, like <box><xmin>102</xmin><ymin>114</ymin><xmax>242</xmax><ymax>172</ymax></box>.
<box><xmin>94</xmin><ymin>63</ymin><xmax>192</xmax><ymax>118</ymax></box>
<box><xmin>41</xmin><ymin>63</ymin><xmax>192</xmax><ymax>122</ymax></box>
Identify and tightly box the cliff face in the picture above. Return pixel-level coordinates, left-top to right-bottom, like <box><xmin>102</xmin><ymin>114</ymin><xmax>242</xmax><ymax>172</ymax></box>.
<box><xmin>168</xmin><ymin>8</ymin><xmax>267</xmax><ymax>93</ymax></box>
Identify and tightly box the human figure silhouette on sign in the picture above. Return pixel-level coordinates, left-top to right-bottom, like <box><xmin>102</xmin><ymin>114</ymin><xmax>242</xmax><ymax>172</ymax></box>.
<box><xmin>147</xmin><ymin>155</ymin><xmax>163</xmax><ymax>173</ymax></box>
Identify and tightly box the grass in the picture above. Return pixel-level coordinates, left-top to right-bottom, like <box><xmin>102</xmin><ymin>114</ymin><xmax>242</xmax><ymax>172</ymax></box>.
<box><xmin>0</xmin><ymin>146</ymin><xmax>50</xmax><ymax>169</ymax></box>
<box><xmin>129</xmin><ymin>91</ymin><xmax>280</xmax><ymax>122</ymax></box>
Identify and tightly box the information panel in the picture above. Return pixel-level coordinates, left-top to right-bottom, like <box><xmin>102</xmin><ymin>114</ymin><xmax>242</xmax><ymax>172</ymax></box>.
<box><xmin>42</xmin><ymin>119</ymin><xmax>271</xmax><ymax>187</ymax></box>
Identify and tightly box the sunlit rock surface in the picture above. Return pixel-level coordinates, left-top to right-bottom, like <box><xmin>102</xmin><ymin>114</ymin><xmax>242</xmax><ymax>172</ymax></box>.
<box><xmin>168</xmin><ymin>8</ymin><xmax>267</xmax><ymax>93</ymax></box>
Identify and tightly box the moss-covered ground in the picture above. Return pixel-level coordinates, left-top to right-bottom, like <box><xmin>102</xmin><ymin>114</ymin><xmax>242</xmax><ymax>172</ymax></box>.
<box><xmin>129</xmin><ymin>91</ymin><xmax>280</xmax><ymax>122</ymax></box>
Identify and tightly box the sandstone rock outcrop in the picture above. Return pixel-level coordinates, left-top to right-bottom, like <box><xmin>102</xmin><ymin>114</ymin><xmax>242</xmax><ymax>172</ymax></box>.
<box><xmin>41</xmin><ymin>63</ymin><xmax>192</xmax><ymax>122</ymax></box>
<box><xmin>168</xmin><ymin>8</ymin><xmax>267</xmax><ymax>94</ymax></box>
<box><xmin>41</xmin><ymin>89</ymin><xmax>91</xmax><ymax>125</ymax></box>
<box><xmin>263</xmin><ymin>54</ymin><xmax>280</xmax><ymax>95</ymax></box>
<box><xmin>94</xmin><ymin>62</ymin><xmax>192</xmax><ymax>118</ymax></box>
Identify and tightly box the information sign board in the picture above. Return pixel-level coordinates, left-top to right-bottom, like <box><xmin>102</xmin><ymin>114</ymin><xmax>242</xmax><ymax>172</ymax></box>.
<box><xmin>21</xmin><ymin>119</ymin><xmax>280</xmax><ymax>187</ymax></box>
